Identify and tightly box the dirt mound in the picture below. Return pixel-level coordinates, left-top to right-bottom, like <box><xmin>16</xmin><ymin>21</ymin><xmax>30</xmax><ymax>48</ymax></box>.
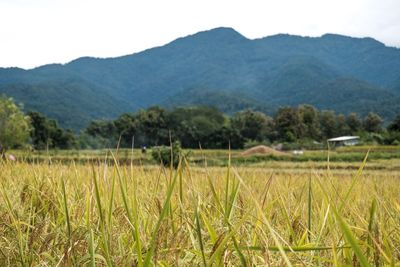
<box><xmin>240</xmin><ymin>145</ymin><xmax>289</xmax><ymax>157</ymax></box>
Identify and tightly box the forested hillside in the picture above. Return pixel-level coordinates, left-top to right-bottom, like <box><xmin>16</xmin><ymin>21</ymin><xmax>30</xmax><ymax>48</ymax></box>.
<box><xmin>1</xmin><ymin>27</ymin><xmax>400</xmax><ymax>129</ymax></box>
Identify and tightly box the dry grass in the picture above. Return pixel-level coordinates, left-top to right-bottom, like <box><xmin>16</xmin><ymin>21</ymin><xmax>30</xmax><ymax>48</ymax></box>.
<box><xmin>239</xmin><ymin>145</ymin><xmax>289</xmax><ymax>157</ymax></box>
<box><xmin>0</xmin><ymin>154</ymin><xmax>399</xmax><ymax>266</ymax></box>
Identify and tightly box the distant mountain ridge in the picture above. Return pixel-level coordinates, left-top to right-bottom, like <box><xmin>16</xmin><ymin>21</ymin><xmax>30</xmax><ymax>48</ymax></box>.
<box><xmin>1</xmin><ymin>27</ymin><xmax>400</xmax><ymax>129</ymax></box>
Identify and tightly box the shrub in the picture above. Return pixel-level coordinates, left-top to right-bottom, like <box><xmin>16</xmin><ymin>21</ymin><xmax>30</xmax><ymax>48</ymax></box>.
<box><xmin>151</xmin><ymin>141</ymin><xmax>185</xmax><ymax>168</ymax></box>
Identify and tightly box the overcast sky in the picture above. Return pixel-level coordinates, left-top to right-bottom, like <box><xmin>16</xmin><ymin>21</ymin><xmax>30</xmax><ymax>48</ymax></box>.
<box><xmin>1</xmin><ymin>0</ymin><xmax>399</xmax><ymax>69</ymax></box>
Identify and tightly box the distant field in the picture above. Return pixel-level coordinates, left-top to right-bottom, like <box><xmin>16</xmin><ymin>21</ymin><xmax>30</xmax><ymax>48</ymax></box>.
<box><xmin>1</xmin><ymin>145</ymin><xmax>399</xmax><ymax>265</ymax></box>
<box><xmin>10</xmin><ymin>145</ymin><xmax>400</xmax><ymax>169</ymax></box>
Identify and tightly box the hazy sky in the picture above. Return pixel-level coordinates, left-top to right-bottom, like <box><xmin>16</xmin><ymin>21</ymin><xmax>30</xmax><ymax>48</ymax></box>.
<box><xmin>1</xmin><ymin>0</ymin><xmax>399</xmax><ymax>69</ymax></box>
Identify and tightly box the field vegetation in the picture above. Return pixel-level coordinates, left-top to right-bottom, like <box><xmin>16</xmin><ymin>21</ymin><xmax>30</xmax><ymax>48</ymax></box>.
<box><xmin>10</xmin><ymin>145</ymin><xmax>400</xmax><ymax>167</ymax></box>
<box><xmin>1</xmin><ymin>149</ymin><xmax>399</xmax><ymax>266</ymax></box>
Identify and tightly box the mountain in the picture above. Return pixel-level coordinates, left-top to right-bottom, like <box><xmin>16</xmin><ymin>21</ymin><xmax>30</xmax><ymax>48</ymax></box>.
<box><xmin>162</xmin><ymin>88</ymin><xmax>276</xmax><ymax>115</ymax></box>
<box><xmin>1</xmin><ymin>27</ymin><xmax>400</xmax><ymax>130</ymax></box>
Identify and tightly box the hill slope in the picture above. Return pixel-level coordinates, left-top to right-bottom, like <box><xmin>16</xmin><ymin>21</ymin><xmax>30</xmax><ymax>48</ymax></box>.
<box><xmin>1</xmin><ymin>27</ymin><xmax>400</xmax><ymax>129</ymax></box>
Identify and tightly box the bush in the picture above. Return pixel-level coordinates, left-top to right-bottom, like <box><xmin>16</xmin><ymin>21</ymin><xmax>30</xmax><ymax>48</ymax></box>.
<box><xmin>151</xmin><ymin>141</ymin><xmax>185</xmax><ymax>168</ymax></box>
<box><xmin>381</xmin><ymin>131</ymin><xmax>400</xmax><ymax>145</ymax></box>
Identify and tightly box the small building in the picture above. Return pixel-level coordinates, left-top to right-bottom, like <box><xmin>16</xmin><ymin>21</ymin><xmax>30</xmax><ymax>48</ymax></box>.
<box><xmin>327</xmin><ymin>136</ymin><xmax>360</xmax><ymax>147</ymax></box>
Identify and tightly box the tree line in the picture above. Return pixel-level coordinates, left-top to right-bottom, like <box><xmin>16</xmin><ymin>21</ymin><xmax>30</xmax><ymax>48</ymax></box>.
<box><xmin>1</xmin><ymin>96</ymin><xmax>400</xmax><ymax>151</ymax></box>
<box><xmin>82</xmin><ymin>105</ymin><xmax>400</xmax><ymax>149</ymax></box>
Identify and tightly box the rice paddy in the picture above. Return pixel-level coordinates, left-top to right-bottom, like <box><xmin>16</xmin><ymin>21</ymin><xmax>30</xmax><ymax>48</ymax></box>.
<box><xmin>0</xmin><ymin>150</ymin><xmax>399</xmax><ymax>266</ymax></box>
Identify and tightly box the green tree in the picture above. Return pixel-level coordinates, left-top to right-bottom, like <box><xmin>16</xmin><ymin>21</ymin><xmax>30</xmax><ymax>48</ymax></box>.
<box><xmin>274</xmin><ymin>107</ymin><xmax>305</xmax><ymax>142</ymax></box>
<box><xmin>335</xmin><ymin>114</ymin><xmax>351</xmax><ymax>136</ymax></box>
<box><xmin>231</xmin><ymin>110</ymin><xmax>274</xmax><ymax>142</ymax></box>
<box><xmin>28</xmin><ymin>111</ymin><xmax>50</xmax><ymax>149</ymax></box>
<box><xmin>28</xmin><ymin>111</ymin><xmax>77</xmax><ymax>149</ymax></box>
<box><xmin>298</xmin><ymin>105</ymin><xmax>321</xmax><ymax>140</ymax></box>
<box><xmin>346</xmin><ymin>113</ymin><xmax>362</xmax><ymax>133</ymax></box>
<box><xmin>114</xmin><ymin>113</ymin><xmax>137</xmax><ymax>147</ymax></box>
<box><xmin>319</xmin><ymin>110</ymin><xmax>337</xmax><ymax>139</ymax></box>
<box><xmin>208</xmin><ymin>125</ymin><xmax>245</xmax><ymax>149</ymax></box>
<box><xmin>0</xmin><ymin>96</ymin><xmax>31</xmax><ymax>150</ymax></box>
<box><xmin>107</xmin><ymin>107</ymin><xmax>171</xmax><ymax>148</ymax></box>
<box><xmin>52</xmin><ymin>128</ymin><xmax>77</xmax><ymax>149</ymax></box>
<box><xmin>86</xmin><ymin>120</ymin><xmax>117</xmax><ymax>138</ymax></box>
<box><xmin>85</xmin><ymin>120</ymin><xmax>118</xmax><ymax>147</ymax></box>
<box><xmin>363</xmin><ymin>112</ymin><xmax>383</xmax><ymax>133</ymax></box>
<box><xmin>134</xmin><ymin>106</ymin><xmax>170</xmax><ymax>147</ymax></box>
<box><xmin>168</xmin><ymin>106</ymin><xmax>225</xmax><ymax>148</ymax></box>
<box><xmin>387</xmin><ymin>114</ymin><xmax>400</xmax><ymax>132</ymax></box>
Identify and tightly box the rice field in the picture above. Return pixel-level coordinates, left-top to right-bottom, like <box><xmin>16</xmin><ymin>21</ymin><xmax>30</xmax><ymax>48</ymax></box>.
<box><xmin>1</xmin><ymin>151</ymin><xmax>400</xmax><ymax>266</ymax></box>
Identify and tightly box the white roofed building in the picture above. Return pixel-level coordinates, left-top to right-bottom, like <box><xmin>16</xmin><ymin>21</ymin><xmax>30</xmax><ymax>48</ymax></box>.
<box><xmin>327</xmin><ymin>136</ymin><xmax>360</xmax><ymax>146</ymax></box>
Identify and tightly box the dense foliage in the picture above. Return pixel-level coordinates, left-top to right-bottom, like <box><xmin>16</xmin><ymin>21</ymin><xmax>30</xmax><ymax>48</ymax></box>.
<box><xmin>2</xmin><ymin>95</ymin><xmax>400</xmax><ymax>150</ymax></box>
<box><xmin>81</xmin><ymin>105</ymin><xmax>400</xmax><ymax>149</ymax></box>
<box><xmin>151</xmin><ymin>141</ymin><xmax>183</xmax><ymax>168</ymax></box>
<box><xmin>0</xmin><ymin>96</ymin><xmax>30</xmax><ymax>150</ymax></box>
<box><xmin>28</xmin><ymin>111</ymin><xmax>77</xmax><ymax>149</ymax></box>
<box><xmin>1</xmin><ymin>28</ymin><xmax>400</xmax><ymax>129</ymax></box>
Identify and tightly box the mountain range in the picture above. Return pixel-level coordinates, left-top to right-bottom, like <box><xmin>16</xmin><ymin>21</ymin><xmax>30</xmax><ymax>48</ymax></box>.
<box><xmin>1</xmin><ymin>27</ymin><xmax>400</xmax><ymax>130</ymax></box>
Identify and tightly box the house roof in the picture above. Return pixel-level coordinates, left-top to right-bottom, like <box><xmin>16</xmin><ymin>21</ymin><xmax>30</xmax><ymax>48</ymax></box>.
<box><xmin>327</xmin><ymin>136</ymin><xmax>360</xmax><ymax>142</ymax></box>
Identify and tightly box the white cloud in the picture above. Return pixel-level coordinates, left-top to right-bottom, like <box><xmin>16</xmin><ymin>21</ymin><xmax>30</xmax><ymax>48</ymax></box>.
<box><xmin>0</xmin><ymin>0</ymin><xmax>399</xmax><ymax>68</ymax></box>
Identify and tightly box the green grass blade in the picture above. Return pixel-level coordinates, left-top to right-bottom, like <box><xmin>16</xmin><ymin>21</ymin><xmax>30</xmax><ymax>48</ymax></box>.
<box><xmin>242</xmin><ymin>245</ymin><xmax>351</xmax><ymax>252</ymax></box>
<box><xmin>331</xmin><ymin>207</ymin><xmax>371</xmax><ymax>267</ymax></box>
<box><xmin>61</xmin><ymin>177</ymin><xmax>75</xmax><ymax>265</ymax></box>
<box><xmin>89</xmin><ymin>229</ymin><xmax>96</xmax><ymax>267</ymax></box>
<box><xmin>143</xmin><ymin>161</ymin><xmax>180</xmax><ymax>266</ymax></box>
<box><xmin>208</xmin><ymin>214</ymin><xmax>249</xmax><ymax>265</ymax></box>
<box><xmin>315</xmin><ymin>175</ymin><xmax>371</xmax><ymax>267</ymax></box>
<box><xmin>339</xmin><ymin>150</ymin><xmax>369</xmax><ymax>212</ymax></box>
<box><xmin>110</xmin><ymin>150</ymin><xmax>143</xmax><ymax>266</ymax></box>
<box><xmin>224</xmin><ymin>145</ymin><xmax>231</xmax><ymax>217</ymax></box>
<box><xmin>367</xmin><ymin>198</ymin><xmax>377</xmax><ymax>257</ymax></box>
<box><xmin>231</xmin><ymin>235</ymin><xmax>247</xmax><ymax>267</ymax></box>
<box><xmin>232</xmin><ymin>168</ymin><xmax>293</xmax><ymax>267</ymax></box>
<box><xmin>107</xmin><ymin>172</ymin><xmax>116</xmax><ymax>226</ymax></box>
<box><xmin>195</xmin><ymin>204</ymin><xmax>207</xmax><ymax>267</ymax></box>
<box><xmin>61</xmin><ymin>178</ymin><xmax>71</xmax><ymax>241</ymax></box>
<box><xmin>0</xmin><ymin>183</ymin><xmax>26</xmax><ymax>266</ymax></box>
<box><xmin>308</xmin><ymin>176</ymin><xmax>312</xmax><ymax>242</ymax></box>
<box><xmin>92</xmin><ymin>166</ymin><xmax>105</xmax><ymax>225</ymax></box>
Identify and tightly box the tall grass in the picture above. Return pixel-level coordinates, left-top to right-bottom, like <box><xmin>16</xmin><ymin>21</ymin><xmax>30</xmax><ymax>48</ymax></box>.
<box><xmin>0</xmin><ymin>153</ymin><xmax>399</xmax><ymax>265</ymax></box>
